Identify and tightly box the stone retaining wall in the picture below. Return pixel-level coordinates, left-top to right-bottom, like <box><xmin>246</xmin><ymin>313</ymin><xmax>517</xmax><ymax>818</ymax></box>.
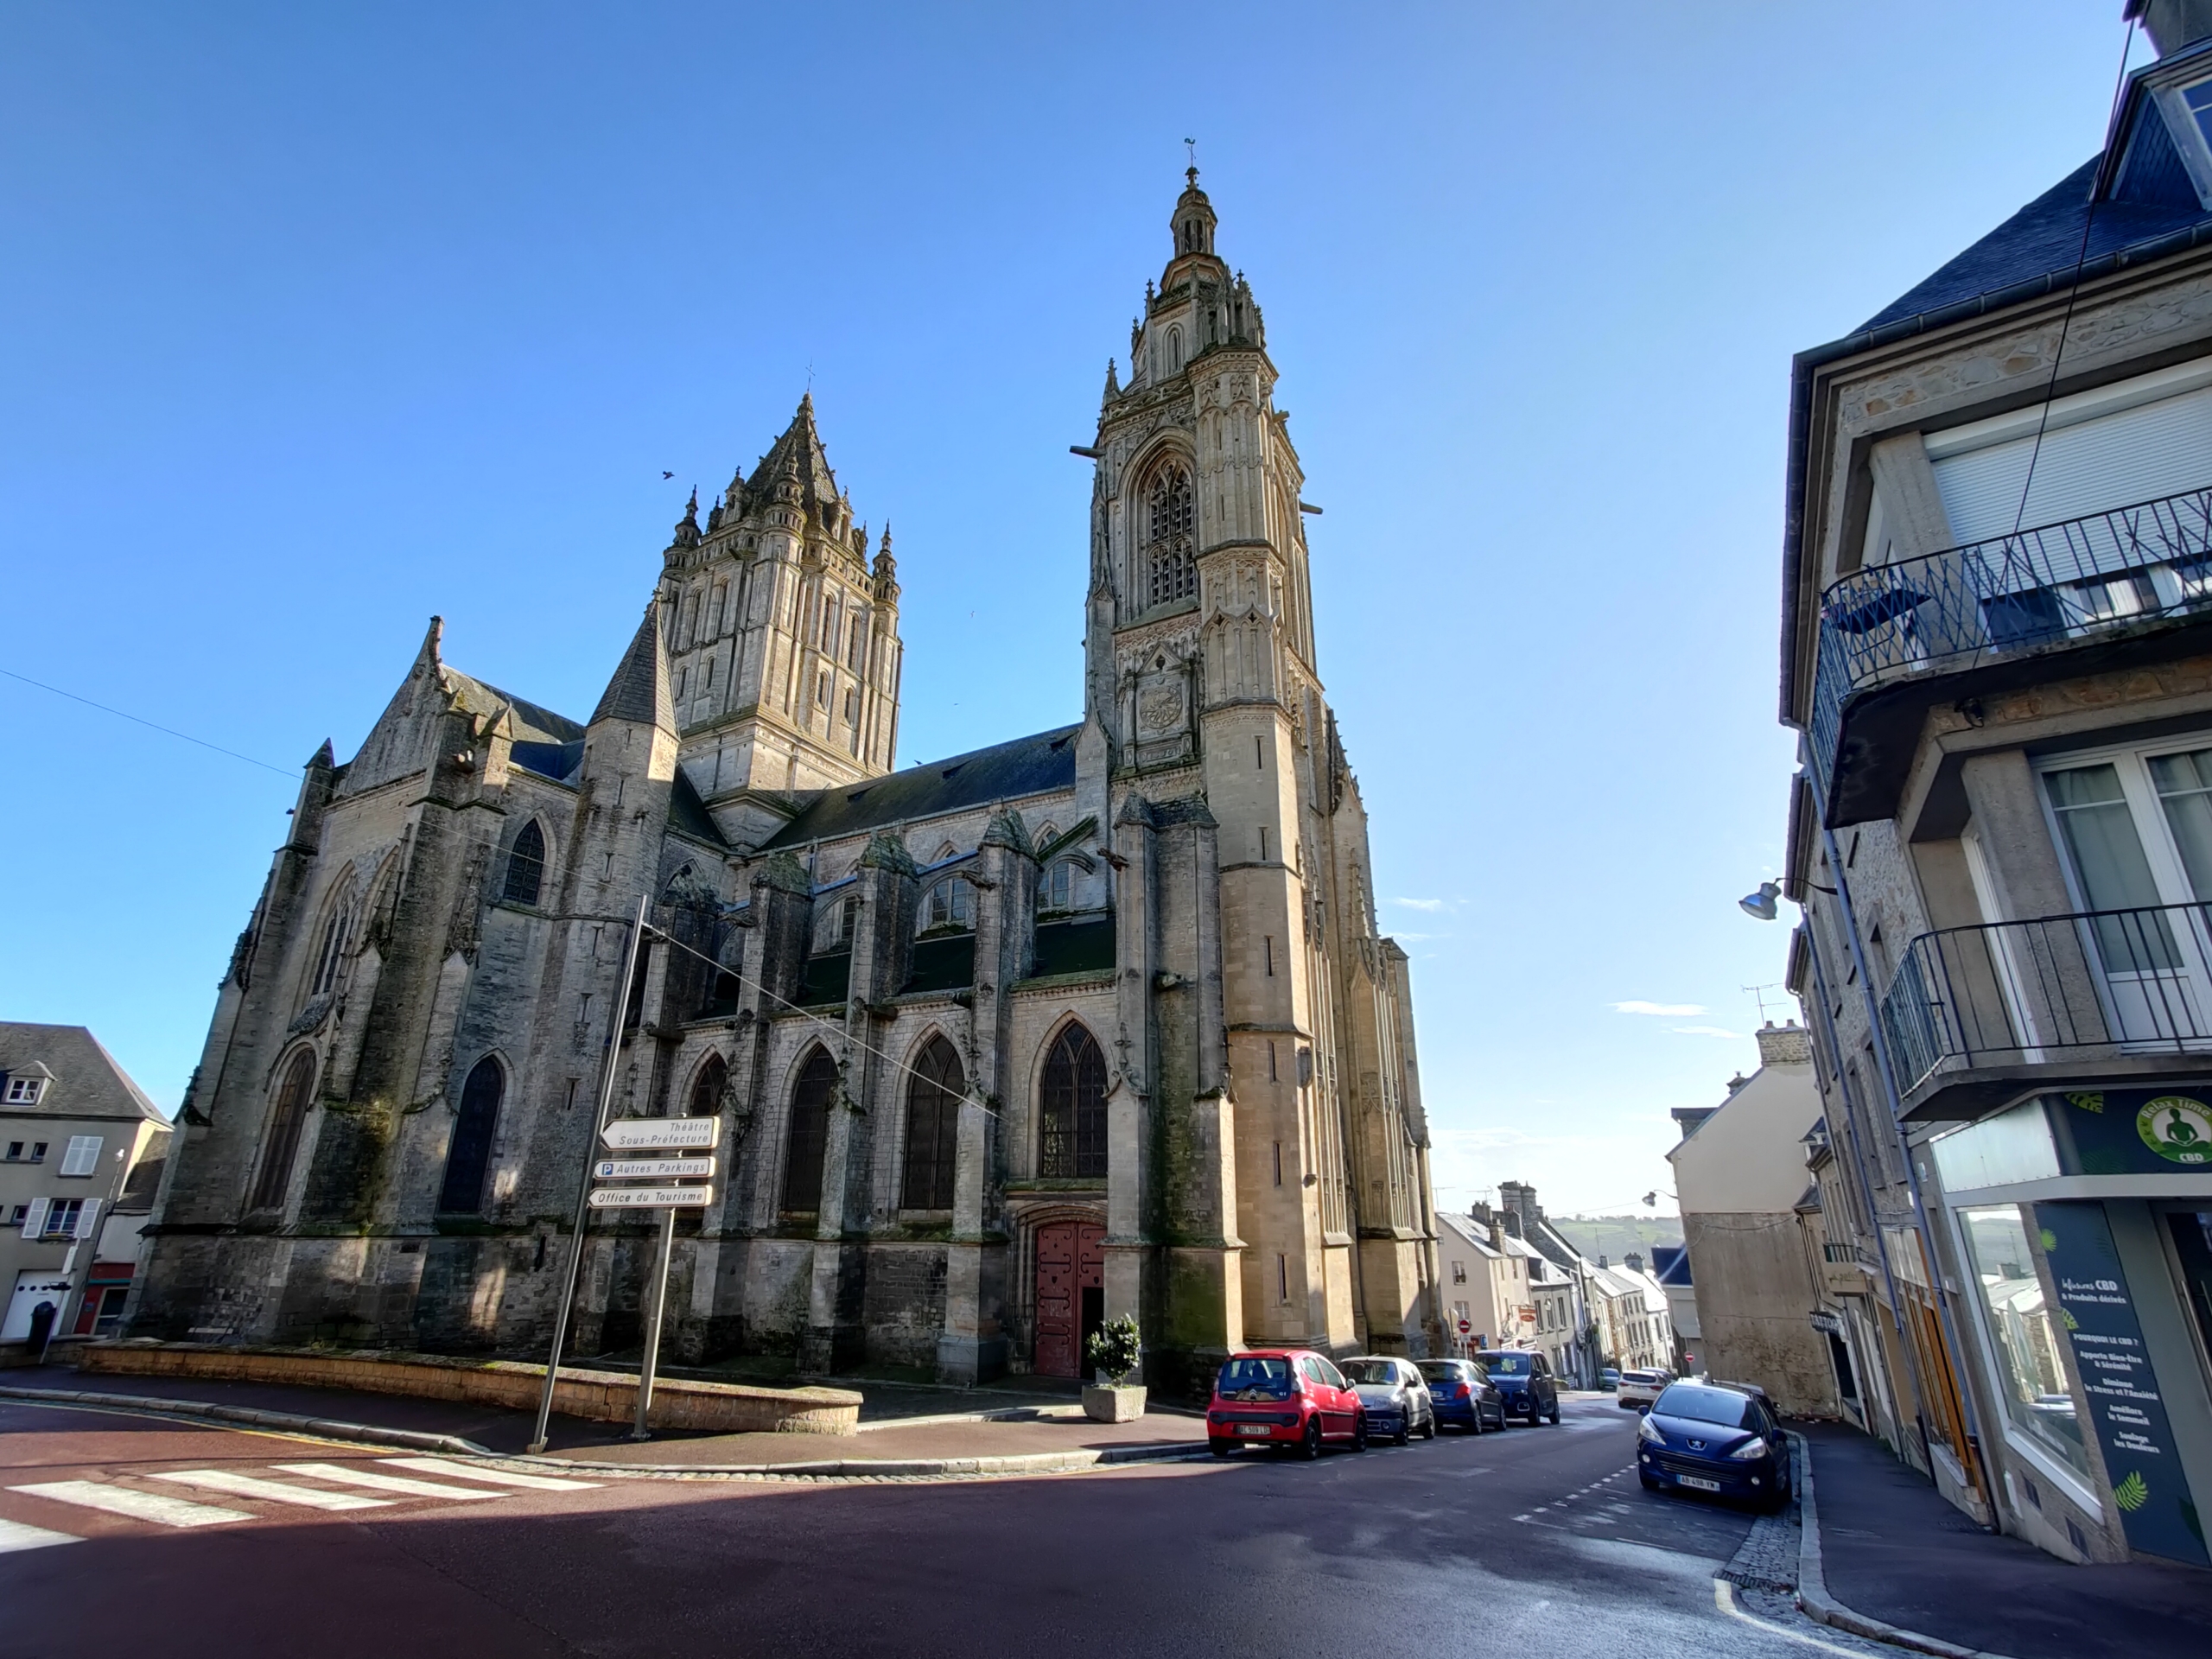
<box><xmin>77</xmin><ymin>1340</ymin><xmax>861</xmax><ymax>1435</ymax></box>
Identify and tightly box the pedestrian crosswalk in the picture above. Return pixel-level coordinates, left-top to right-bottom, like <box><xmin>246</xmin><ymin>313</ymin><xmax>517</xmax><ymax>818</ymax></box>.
<box><xmin>0</xmin><ymin>1456</ymin><xmax>601</xmax><ymax>1547</ymax></box>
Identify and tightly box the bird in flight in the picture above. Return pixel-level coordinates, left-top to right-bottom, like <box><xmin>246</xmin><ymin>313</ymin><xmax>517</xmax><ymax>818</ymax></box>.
<box><xmin>662</xmin><ymin>470</ymin><xmax>675</xmax><ymax>480</ymax></box>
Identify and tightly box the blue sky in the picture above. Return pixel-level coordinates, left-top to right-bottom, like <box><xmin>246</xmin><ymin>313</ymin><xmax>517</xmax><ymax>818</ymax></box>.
<box><xmin>0</xmin><ymin>3</ymin><xmax>2146</xmax><ymax>1213</ymax></box>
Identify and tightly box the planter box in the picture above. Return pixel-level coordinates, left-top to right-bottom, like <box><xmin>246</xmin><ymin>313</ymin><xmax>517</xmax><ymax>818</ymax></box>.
<box><xmin>1082</xmin><ymin>1382</ymin><xmax>1147</xmax><ymax>1423</ymax></box>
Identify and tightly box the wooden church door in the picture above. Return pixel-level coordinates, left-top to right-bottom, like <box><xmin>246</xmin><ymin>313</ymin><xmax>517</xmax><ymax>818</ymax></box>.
<box><xmin>1033</xmin><ymin>1220</ymin><xmax>1106</xmax><ymax>1377</ymax></box>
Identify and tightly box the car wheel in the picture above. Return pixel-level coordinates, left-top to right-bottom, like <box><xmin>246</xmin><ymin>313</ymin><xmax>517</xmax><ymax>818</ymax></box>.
<box><xmin>1298</xmin><ymin>1416</ymin><xmax>1323</xmax><ymax>1460</ymax></box>
<box><xmin>1210</xmin><ymin>1438</ymin><xmax>1235</xmax><ymax>1457</ymax></box>
<box><xmin>1394</xmin><ymin>1414</ymin><xmax>1410</xmax><ymax>1447</ymax></box>
<box><xmin>1351</xmin><ymin>1411</ymin><xmax>1370</xmax><ymax>1452</ymax></box>
<box><xmin>1547</xmin><ymin>1402</ymin><xmax>1561</xmax><ymax>1425</ymax></box>
<box><xmin>1421</xmin><ymin>1409</ymin><xmax>1437</xmax><ymax>1440</ymax></box>
<box><xmin>1639</xmin><ymin>1472</ymin><xmax>1661</xmax><ymax>1491</ymax></box>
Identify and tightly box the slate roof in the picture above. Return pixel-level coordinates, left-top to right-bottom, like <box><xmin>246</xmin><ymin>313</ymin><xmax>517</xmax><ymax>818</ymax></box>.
<box><xmin>442</xmin><ymin>671</ymin><xmax>584</xmax><ymax>747</ymax></box>
<box><xmin>668</xmin><ymin>766</ymin><xmax>727</xmax><ymax>847</ymax></box>
<box><xmin>591</xmin><ymin>609</ymin><xmax>676</xmax><ymax>731</ymax></box>
<box><xmin>759</xmin><ymin>724</ymin><xmax>1082</xmax><ymax>850</ymax></box>
<box><xmin>743</xmin><ymin>393</ymin><xmax>843</xmax><ymax>512</ymax></box>
<box><xmin>0</xmin><ymin>1025</ymin><xmax>168</xmax><ymax>1124</ymax></box>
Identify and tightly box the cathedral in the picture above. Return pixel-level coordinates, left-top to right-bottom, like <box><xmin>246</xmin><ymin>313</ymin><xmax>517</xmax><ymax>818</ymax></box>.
<box><xmin>136</xmin><ymin>172</ymin><xmax>1442</xmax><ymax>1391</ymax></box>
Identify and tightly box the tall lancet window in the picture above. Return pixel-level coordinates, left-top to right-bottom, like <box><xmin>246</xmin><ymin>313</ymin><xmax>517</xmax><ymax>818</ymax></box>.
<box><xmin>1145</xmin><ymin>462</ymin><xmax>1196</xmax><ymax>608</ymax></box>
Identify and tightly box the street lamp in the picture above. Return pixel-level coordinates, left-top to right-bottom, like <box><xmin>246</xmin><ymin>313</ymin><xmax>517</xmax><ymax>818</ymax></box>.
<box><xmin>1738</xmin><ymin>880</ymin><xmax>1781</xmax><ymax>921</ymax></box>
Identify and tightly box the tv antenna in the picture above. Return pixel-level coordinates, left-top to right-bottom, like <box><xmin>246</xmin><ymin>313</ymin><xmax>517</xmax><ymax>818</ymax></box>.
<box><xmin>1743</xmin><ymin>982</ymin><xmax>1784</xmax><ymax>1023</ymax></box>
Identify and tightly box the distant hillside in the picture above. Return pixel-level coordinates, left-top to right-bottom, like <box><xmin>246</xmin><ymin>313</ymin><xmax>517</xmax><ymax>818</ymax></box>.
<box><xmin>1551</xmin><ymin>1215</ymin><xmax>1683</xmax><ymax>1265</ymax></box>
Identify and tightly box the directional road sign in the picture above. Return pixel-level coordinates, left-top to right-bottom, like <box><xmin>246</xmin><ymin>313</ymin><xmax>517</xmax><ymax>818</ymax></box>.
<box><xmin>588</xmin><ymin>1185</ymin><xmax>713</xmax><ymax>1210</ymax></box>
<box><xmin>594</xmin><ymin>1156</ymin><xmax>715</xmax><ymax>1182</ymax></box>
<box><xmin>601</xmin><ymin>1118</ymin><xmax>719</xmax><ymax>1152</ymax></box>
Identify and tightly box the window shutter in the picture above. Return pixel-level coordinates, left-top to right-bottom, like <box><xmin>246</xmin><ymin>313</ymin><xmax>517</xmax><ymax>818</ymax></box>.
<box><xmin>60</xmin><ymin>1135</ymin><xmax>102</xmax><ymax>1177</ymax></box>
<box><xmin>22</xmin><ymin>1198</ymin><xmax>48</xmax><ymax>1238</ymax></box>
<box><xmin>73</xmin><ymin>1198</ymin><xmax>100</xmax><ymax>1241</ymax></box>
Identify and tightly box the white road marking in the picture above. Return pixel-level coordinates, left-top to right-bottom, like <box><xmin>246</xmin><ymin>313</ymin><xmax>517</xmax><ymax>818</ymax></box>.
<box><xmin>151</xmin><ymin>1469</ymin><xmax>394</xmax><ymax>1511</ymax></box>
<box><xmin>271</xmin><ymin>1463</ymin><xmax>499</xmax><ymax>1500</ymax></box>
<box><xmin>1712</xmin><ymin>1580</ymin><xmax>1876</xmax><ymax>1656</ymax></box>
<box><xmin>378</xmin><ymin>1458</ymin><xmax>599</xmax><ymax>1492</ymax></box>
<box><xmin>0</xmin><ymin>1516</ymin><xmax>80</xmax><ymax>1553</ymax></box>
<box><xmin>10</xmin><ymin>1480</ymin><xmax>251</xmax><ymax>1529</ymax></box>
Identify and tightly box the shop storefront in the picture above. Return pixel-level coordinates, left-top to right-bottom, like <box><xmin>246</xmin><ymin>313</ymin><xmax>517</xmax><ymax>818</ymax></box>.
<box><xmin>1928</xmin><ymin>1088</ymin><xmax>2212</xmax><ymax>1568</ymax></box>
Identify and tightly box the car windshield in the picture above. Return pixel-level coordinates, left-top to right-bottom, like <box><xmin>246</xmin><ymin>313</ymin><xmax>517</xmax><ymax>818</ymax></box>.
<box><xmin>1415</xmin><ymin>1361</ymin><xmax>1465</xmax><ymax>1382</ymax></box>
<box><xmin>1624</xmin><ymin>1370</ymin><xmax>1666</xmax><ymax>1384</ymax></box>
<box><xmin>1217</xmin><ymin>1357</ymin><xmax>1293</xmax><ymax>1398</ymax></box>
<box><xmin>1476</xmin><ymin>1352</ymin><xmax>1530</xmax><ymax>1376</ymax></box>
<box><xmin>1338</xmin><ymin>1359</ymin><xmax>1398</xmax><ymax>1385</ymax></box>
<box><xmin>1654</xmin><ymin>1384</ymin><xmax>1754</xmax><ymax>1427</ymax></box>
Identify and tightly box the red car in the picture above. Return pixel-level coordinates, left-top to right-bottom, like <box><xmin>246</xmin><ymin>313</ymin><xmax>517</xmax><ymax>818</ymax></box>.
<box><xmin>1207</xmin><ymin>1350</ymin><xmax>1370</xmax><ymax>1459</ymax></box>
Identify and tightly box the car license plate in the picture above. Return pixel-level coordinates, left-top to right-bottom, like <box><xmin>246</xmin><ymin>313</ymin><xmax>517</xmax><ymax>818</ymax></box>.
<box><xmin>1677</xmin><ymin>1474</ymin><xmax>1721</xmax><ymax>1491</ymax></box>
<box><xmin>1236</xmin><ymin>1424</ymin><xmax>1273</xmax><ymax>1437</ymax></box>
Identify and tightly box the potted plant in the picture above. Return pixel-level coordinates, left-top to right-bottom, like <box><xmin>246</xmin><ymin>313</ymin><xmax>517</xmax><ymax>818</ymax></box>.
<box><xmin>1081</xmin><ymin>1315</ymin><xmax>1146</xmax><ymax>1422</ymax></box>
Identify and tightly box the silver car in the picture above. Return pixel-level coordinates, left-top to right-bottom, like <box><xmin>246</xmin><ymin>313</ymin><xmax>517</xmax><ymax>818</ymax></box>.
<box><xmin>1338</xmin><ymin>1355</ymin><xmax>1437</xmax><ymax>1445</ymax></box>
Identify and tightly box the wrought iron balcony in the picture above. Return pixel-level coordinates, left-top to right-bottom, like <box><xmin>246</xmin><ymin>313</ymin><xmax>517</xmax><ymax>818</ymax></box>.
<box><xmin>1810</xmin><ymin>486</ymin><xmax>2212</xmax><ymax>822</ymax></box>
<box><xmin>1879</xmin><ymin>901</ymin><xmax>2212</xmax><ymax>1103</ymax></box>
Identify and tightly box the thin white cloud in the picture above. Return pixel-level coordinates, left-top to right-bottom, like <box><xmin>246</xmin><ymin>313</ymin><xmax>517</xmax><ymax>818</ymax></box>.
<box><xmin>1672</xmin><ymin>1025</ymin><xmax>1743</xmax><ymax>1039</ymax></box>
<box><xmin>1391</xmin><ymin>931</ymin><xmax>1440</xmax><ymax>942</ymax></box>
<box><xmin>1389</xmin><ymin>897</ymin><xmax>1446</xmax><ymax>912</ymax></box>
<box><xmin>1613</xmin><ymin>1000</ymin><xmax>1707</xmax><ymax>1017</ymax></box>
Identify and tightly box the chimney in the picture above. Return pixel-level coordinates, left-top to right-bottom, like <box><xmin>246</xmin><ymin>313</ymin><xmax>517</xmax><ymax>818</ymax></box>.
<box><xmin>1624</xmin><ymin>1251</ymin><xmax>1643</xmax><ymax>1274</ymax></box>
<box><xmin>1755</xmin><ymin>1021</ymin><xmax>1812</xmax><ymax>1069</ymax></box>
<box><xmin>1489</xmin><ymin>1217</ymin><xmax>1507</xmax><ymax>1251</ymax></box>
<box><xmin>2141</xmin><ymin>0</ymin><xmax>2212</xmax><ymax>55</ymax></box>
<box><xmin>1598</xmin><ymin>1255</ymin><xmax>1610</xmax><ymax>1269</ymax></box>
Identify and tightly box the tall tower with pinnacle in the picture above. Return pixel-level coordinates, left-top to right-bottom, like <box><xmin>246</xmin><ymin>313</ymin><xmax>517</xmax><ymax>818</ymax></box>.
<box><xmin>656</xmin><ymin>394</ymin><xmax>906</xmax><ymax>848</ymax></box>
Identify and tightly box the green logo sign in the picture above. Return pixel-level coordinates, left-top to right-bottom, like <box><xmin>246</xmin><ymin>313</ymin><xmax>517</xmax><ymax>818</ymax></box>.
<box><xmin>2138</xmin><ymin>1096</ymin><xmax>2212</xmax><ymax>1165</ymax></box>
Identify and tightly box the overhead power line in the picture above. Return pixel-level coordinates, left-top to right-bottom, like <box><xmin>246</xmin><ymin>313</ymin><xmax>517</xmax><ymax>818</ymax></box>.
<box><xmin>0</xmin><ymin>666</ymin><xmax>296</xmax><ymax>779</ymax></box>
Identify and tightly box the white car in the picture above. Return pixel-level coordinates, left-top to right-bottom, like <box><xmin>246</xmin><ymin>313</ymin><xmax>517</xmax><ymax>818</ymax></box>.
<box><xmin>1616</xmin><ymin>1367</ymin><xmax>1673</xmax><ymax>1410</ymax></box>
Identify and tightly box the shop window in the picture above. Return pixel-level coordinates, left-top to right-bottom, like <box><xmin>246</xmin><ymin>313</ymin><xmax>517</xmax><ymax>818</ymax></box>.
<box><xmin>1960</xmin><ymin>1205</ymin><xmax>2091</xmax><ymax>1482</ymax></box>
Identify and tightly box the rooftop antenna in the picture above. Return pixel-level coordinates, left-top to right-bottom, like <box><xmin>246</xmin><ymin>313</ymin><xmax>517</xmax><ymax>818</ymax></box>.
<box><xmin>1743</xmin><ymin>982</ymin><xmax>1783</xmax><ymax>1023</ymax></box>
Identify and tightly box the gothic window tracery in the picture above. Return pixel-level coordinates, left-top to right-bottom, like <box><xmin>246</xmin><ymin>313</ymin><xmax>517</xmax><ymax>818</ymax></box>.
<box><xmin>502</xmin><ymin>822</ymin><xmax>546</xmax><ymax>906</ymax></box>
<box><xmin>1144</xmin><ymin>462</ymin><xmax>1196</xmax><ymax>608</ymax></box>
<box><xmin>308</xmin><ymin>891</ymin><xmax>354</xmax><ymax>1001</ymax></box>
<box><xmin>687</xmin><ymin>1052</ymin><xmax>728</xmax><ymax>1118</ymax></box>
<box><xmin>781</xmin><ymin>1046</ymin><xmax>836</xmax><ymax>1212</ymax></box>
<box><xmin>1039</xmin><ymin>1022</ymin><xmax>1107</xmax><ymax>1179</ymax></box>
<box><xmin>251</xmin><ymin>1048</ymin><xmax>317</xmax><ymax>1212</ymax></box>
<box><xmin>437</xmin><ymin>1055</ymin><xmax>504</xmax><ymax>1213</ymax></box>
<box><xmin>900</xmin><ymin>1034</ymin><xmax>964</xmax><ymax>1211</ymax></box>
<box><xmin>922</xmin><ymin>877</ymin><xmax>974</xmax><ymax>933</ymax></box>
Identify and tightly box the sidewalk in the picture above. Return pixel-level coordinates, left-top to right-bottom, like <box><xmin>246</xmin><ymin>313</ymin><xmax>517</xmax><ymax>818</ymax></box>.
<box><xmin>0</xmin><ymin>1362</ymin><xmax>1208</xmax><ymax>1477</ymax></box>
<box><xmin>1798</xmin><ymin>1421</ymin><xmax>2206</xmax><ymax>1659</ymax></box>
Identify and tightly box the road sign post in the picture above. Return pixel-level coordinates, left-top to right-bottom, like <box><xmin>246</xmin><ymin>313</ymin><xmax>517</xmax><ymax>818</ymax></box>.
<box><xmin>529</xmin><ymin>894</ymin><xmax>649</xmax><ymax>1456</ymax></box>
<box><xmin>633</xmin><ymin>1205</ymin><xmax>677</xmax><ymax>1441</ymax></box>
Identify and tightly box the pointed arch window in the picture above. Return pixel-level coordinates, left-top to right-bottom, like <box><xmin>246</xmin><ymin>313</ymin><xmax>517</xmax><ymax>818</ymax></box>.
<box><xmin>308</xmin><ymin>895</ymin><xmax>354</xmax><ymax>1000</ymax></box>
<box><xmin>1042</xmin><ymin>858</ymin><xmax>1076</xmax><ymax>912</ymax></box>
<box><xmin>687</xmin><ymin>1052</ymin><xmax>728</xmax><ymax>1118</ymax></box>
<box><xmin>781</xmin><ymin>1046</ymin><xmax>837</xmax><ymax>1213</ymax></box>
<box><xmin>437</xmin><ymin>1056</ymin><xmax>503</xmax><ymax>1213</ymax></box>
<box><xmin>922</xmin><ymin>877</ymin><xmax>974</xmax><ymax>934</ymax></box>
<box><xmin>1039</xmin><ymin>1023</ymin><xmax>1108</xmax><ymax>1179</ymax></box>
<box><xmin>503</xmin><ymin>821</ymin><xmax>546</xmax><ymax>906</ymax></box>
<box><xmin>900</xmin><ymin>1035</ymin><xmax>965</xmax><ymax>1211</ymax></box>
<box><xmin>250</xmin><ymin>1049</ymin><xmax>317</xmax><ymax>1211</ymax></box>
<box><xmin>1145</xmin><ymin>462</ymin><xmax>1196</xmax><ymax>608</ymax></box>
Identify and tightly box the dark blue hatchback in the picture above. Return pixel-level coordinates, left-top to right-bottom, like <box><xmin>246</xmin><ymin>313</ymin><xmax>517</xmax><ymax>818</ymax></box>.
<box><xmin>1638</xmin><ymin>1382</ymin><xmax>1790</xmax><ymax>1511</ymax></box>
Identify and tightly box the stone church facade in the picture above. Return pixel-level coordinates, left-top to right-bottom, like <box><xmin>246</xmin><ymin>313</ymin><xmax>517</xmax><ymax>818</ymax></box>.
<box><xmin>135</xmin><ymin>173</ymin><xmax>1443</xmax><ymax>1390</ymax></box>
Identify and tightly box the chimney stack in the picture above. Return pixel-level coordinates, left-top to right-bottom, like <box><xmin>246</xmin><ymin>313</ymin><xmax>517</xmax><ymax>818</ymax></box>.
<box><xmin>1754</xmin><ymin>1021</ymin><xmax>1812</xmax><ymax>1069</ymax></box>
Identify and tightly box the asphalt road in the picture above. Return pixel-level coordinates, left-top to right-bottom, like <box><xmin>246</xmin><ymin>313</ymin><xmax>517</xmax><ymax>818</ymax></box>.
<box><xmin>0</xmin><ymin>1395</ymin><xmax>1866</xmax><ymax>1659</ymax></box>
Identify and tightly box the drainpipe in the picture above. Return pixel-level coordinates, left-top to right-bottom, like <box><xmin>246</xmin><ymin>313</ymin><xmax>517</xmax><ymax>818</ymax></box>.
<box><xmin>1806</xmin><ymin>776</ymin><xmax>1995</xmax><ymax>1501</ymax></box>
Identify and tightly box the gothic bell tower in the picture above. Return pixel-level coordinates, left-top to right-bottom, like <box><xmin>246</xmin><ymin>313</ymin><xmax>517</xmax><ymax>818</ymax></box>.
<box><xmin>1084</xmin><ymin>173</ymin><xmax>1357</xmax><ymax>1353</ymax></box>
<box><xmin>654</xmin><ymin>395</ymin><xmax>906</xmax><ymax>849</ymax></box>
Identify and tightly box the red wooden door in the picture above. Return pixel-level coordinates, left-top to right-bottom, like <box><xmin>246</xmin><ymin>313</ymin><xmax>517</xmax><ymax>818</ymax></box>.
<box><xmin>1033</xmin><ymin>1221</ymin><xmax>1106</xmax><ymax>1377</ymax></box>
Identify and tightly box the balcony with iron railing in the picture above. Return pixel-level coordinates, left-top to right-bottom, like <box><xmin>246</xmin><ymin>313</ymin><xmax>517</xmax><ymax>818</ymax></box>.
<box><xmin>1810</xmin><ymin>486</ymin><xmax>2212</xmax><ymax>825</ymax></box>
<box><xmin>1878</xmin><ymin>900</ymin><xmax>2212</xmax><ymax>1119</ymax></box>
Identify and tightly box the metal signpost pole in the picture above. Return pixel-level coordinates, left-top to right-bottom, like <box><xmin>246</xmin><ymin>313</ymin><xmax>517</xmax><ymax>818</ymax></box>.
<box><xmin>632</xmin><ymin>1205</ymin><xmax>677</xmax><ymax>1441</ymax></box>
<box><xmin>528</xmin><ymin>893</ymin><xmax>650</xmax><ymax>1456</ymax></box>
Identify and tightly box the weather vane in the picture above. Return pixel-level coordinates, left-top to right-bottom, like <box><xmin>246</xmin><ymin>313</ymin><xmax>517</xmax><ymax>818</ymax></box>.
<box><xmin>1184</xmin><ymin>137</ymin><xmax>1197</xmax><ymax>168</ymax></box>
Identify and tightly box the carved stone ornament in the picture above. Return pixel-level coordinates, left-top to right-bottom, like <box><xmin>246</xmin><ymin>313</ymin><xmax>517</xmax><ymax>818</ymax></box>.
<box><xmin>1139</xmin><ymin>688</ymin><xmax>1183</xmax><ymax>733</ymax></box>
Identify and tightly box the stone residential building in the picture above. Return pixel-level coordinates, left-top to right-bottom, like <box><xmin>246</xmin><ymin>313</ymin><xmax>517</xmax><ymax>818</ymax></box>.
<box><xmin>1666</xmin><ymin>1021</ymin><xmax>1842</xmax><ymax>1415</ymax></box>
<box><xmin>1</xmin><ymin>1025</ymin><xmax>171</xmax><ymax>1349</ymax></box>
<box><xmin>130</xmin><ymin>171</ymin><xmax>1442</xmax><ymax>1394</ymax></box>
<box><xmin>1772</xmin><ymin>3</ymin><xmax>2212</xmax><ymax>1566</ymax></box>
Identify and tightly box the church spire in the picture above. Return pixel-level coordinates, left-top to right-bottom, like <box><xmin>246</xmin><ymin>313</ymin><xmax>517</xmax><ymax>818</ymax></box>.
<box><xmin>589</xmin><ymin>606</ymin><xmax>676</xmax><ymax>734</ymax></box>
<box><xmin>1169</xmin><ymin>166</ymin><xmax>1218</xmax><ymax>264</ymax></box>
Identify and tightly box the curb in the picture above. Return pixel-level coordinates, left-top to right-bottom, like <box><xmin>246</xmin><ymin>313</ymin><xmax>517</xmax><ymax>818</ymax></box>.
<box><xmin>0</xmin><ymin>1382</ymin><xmax>1211</xmax><ymax>1484</ymax></box>
<box><xmin>0</xmin><ymin>1382</ymin><xmax>492</xmax><ymax>1457</ymax></box>
<box><xmin>1796</xmin><ymin>1434</ymin><xmax>2018</xmax><ymax>1659</ymax></box>
<box><xmin>510</xmin><ymin>1440</ymin><xmax>1216</xmax><ymax>1482</ymax></box>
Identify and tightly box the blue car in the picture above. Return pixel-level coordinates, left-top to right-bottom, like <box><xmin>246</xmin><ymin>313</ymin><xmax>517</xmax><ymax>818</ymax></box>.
<box><xmin>1417</xmin><ymin>1358</ymin><xmax>1506</xmax><ymax>1433</ymax></box>
<box><xmin>1471</xmin><ymin>1349</ymin><xmax>1560</xmax><ymax>1425</ymax></box>
<box><xmin>1637</xmin><ymin>1380</ymin><xmax>1792</xmax><ymax>1512</ymax></box>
